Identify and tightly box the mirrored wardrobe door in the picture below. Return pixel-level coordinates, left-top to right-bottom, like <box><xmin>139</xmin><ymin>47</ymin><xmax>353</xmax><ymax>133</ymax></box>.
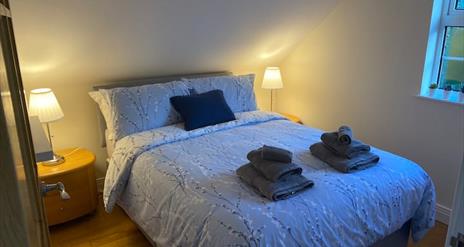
<box><xmin>0</xmin><ymin>0</ymin><xmax>50</xmax><ymax>246</ymax></box>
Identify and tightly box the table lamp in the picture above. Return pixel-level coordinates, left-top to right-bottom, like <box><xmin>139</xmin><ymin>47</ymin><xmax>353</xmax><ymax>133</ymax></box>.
<box><xmin>262</xmin><ymin>67</ymin><xmax>283</xmax><ymax>111</ymax></box>
<box><xmin>28</xmin><ymin>88</ymin><xmax>64</xmax><ymax>165</ymax></box>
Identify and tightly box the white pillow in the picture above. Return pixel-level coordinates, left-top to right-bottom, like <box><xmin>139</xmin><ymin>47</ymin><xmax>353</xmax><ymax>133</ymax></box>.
<box><xmin>182</xmin><ymin>74</ymin><xmax>257</xmax><ymax>113</ymax></box>
<box><xmin>104</xmin><ymin>129</ymin><xmax>115</xmax><ymax>157</ymax></box>
<box><xmin>89</xmin><ymin>91</ymin><xmax>116</xmax><ymax>145</ymax></box>
<box><xmin>89</xmin><ymin>80</ymin><xmax>190</xmax><ymax>142</ymax></box>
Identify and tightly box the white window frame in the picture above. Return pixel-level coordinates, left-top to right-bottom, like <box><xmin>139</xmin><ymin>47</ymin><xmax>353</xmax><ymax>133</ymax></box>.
<box><xmin>420</xmin><ymin>0</ymin><xmax>464</xmax><ymax>104</ymax></box>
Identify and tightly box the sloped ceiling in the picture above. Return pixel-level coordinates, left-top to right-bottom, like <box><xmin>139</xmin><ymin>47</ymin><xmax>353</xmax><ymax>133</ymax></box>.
<box><xmin>9</xmin><ymin>0</ymin><xmax>338</xmax><ymax>176</ymax></box>
<box><xmin>11</xmin><ymin>0</ymin><xmax>338</xmax><ymax>84</ymax></box>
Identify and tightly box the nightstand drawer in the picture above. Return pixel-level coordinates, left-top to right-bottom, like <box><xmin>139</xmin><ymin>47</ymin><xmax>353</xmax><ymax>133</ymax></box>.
<box><xmin>44</xmin><ymin>187</ymin><xmax>95</xmax><ymax>225</ymax></box>
<box><xmin>40</xmin><ymin>167</ymin><xmax>93</xmax><ymax>192</ymax></box>
<box><xmin>38</xmin><ymin>148</ymin><xmax>97</xmax><ymax>226</ymax></box>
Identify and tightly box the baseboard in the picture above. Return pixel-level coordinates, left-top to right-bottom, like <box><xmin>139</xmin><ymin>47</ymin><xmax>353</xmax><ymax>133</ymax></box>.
<box><xmin>96</xmin><ymin>177</ymin><xmax>105</xmax><ymax>193</ymax></box>
<box><xmin>436</xmin><ymin>203</ymin><xmax>451</xmax><ymax>225</ymax></box>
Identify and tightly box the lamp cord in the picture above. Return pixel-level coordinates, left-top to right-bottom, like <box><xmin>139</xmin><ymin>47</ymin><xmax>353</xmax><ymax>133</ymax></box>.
<box><xmin>270</xmin><ymin>89</ymin><xmax>273</xmax><ymax>111</ymax></box>
<box><xmin>46</xmin><ymin>122</ymin><xmax>54</xmax><ymax>152</ymax></box>
<box><xmin>62</xmin><ymin>147</ymin><xmax>81</xmax><ymax>157</ymax></box>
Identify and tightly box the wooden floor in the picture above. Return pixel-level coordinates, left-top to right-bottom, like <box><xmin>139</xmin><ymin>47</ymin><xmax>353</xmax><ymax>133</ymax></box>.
<box><xmin>49</xmin><ymin>196</ymin><xmax>448</xmax><ymax>246</ymax></box>
<box><xmin>49</xmin><ymin>197</ymin><xmax>150</xmax><ymax>247</ymax></box>
<box><xmin>408</xmin><ymin>221</ymin><xmax>448</xmax><ymax>247</ymax></box>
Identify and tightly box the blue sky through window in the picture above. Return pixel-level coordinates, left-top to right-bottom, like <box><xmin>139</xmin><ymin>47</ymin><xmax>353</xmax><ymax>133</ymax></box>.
<box><xmin>457</xmin><ymin>0</ymin><xmax>464</xmax><ymax>10</ymax></box>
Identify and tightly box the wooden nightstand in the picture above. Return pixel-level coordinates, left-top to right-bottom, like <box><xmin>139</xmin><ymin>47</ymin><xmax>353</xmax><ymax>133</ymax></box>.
<box><xmin>280</xmin><ymin>113</ymin><xmax>303</xmax><ymax>124</ymax></box>
<box><xmin>37</xmin><ymin>148</ymin><xmax>97</xmax><ymax>226</ymax></box>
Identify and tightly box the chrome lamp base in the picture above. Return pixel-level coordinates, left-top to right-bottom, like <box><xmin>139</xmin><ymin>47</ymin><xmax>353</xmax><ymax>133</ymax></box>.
<box><xmin>41</xmin><ymin>153</ymin><xmax>65</xmax><ymax>166</ymax></box>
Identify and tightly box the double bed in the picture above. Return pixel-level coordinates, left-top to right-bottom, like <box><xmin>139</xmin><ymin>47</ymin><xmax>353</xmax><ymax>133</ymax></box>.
<box><xmin>91</xmin><ymin>72</ymin><xmax>435</xmax><ymax>247</ymax></box>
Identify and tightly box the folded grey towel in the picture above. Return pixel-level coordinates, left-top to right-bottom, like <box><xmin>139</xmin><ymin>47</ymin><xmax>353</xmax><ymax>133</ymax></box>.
<box><xmin>247</xmin><ymin>146</ymin><xmax>293</xmax><ymax>163</ymax></box>
<box><xmin>338</xmin><ymin>125</ymin><xmax>352</xmax><ymax>145</ymax></box>
<box><xmin>321</xmin><ymin>132</ymin><xmax>370</xmax><ymax>159</ymax></box>
<box><xmin>247</xmin><ymin>150</ymin><xmax>302</xmax><ymax>182</ymax></box>
<box><xmin>261</xmin><ymin>145</ymin><xmax>293</xmax><ymax>163</ymax></box>
<box><xmin>236</xmin><ymin>163</ymin><xmax>314</xmax><ymax>201</ymax></box>
<box><xmin>310</xmin><ymin>142</ymin><xmax>379</xmax><ymax>173</ymax></box>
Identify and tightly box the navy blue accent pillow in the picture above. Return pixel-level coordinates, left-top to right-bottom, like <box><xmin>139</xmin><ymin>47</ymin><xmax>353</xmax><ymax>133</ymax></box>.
<box><xmin>170</xmin><ymin>90</ymin><xmax>236</xmax><ymax>131</ymax></box>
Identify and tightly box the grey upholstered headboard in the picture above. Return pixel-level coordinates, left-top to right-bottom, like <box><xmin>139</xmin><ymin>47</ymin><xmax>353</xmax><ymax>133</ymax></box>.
<box><xmin>92</xmin><ymin>71</ymin><xmax>233</xmax><ymax>147</ymax></box>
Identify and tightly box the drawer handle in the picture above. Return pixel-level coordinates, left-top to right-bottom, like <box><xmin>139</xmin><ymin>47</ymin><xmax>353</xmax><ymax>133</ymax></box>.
<box><xmin>40</xmin><ymin>182</ymin><xmax>71</xmax><ymax>200</ymax></box>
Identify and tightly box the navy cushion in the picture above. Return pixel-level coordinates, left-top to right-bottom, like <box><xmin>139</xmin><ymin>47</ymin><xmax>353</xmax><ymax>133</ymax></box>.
<box><xmin>170</xmin><ymin>90</ymin><xmax>236</xmax><ymax>131</ymax></box>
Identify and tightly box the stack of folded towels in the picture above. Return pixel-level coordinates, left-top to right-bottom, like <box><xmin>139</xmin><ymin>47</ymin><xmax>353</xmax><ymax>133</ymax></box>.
<box><xmin>236</xmin><ymin>145</ymin><xmax>314</xmax><ymax>201</ymax></box>
<box><xmin>310</xmin><ymin>126</ymin><xmax>380</xmax><ymax>173</ymax></box>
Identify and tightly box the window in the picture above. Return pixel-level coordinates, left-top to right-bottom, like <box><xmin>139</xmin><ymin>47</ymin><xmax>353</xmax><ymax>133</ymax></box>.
<box><xmin>457</xmin><ymin>0</ymin><xmax>464</xmax><ymax>10</ymax></box>
<box><xmin>421</xmin><ymin>0</ymin><xmax>464</xmax><ymax>103</ymax></box>
<box><xmin>438</xmin><ymin>26</ymin><xmax>463</xmax><ymax>91</ymax></box>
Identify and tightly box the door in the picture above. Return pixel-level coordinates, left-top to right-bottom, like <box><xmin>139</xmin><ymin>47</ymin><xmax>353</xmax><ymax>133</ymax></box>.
<box><xmin>446</xmin><ymin>153</ymin><xmax>464</xmax><ymax>247</ymax></box>
<box><xmin>0</xmin><ymin>0</ymin><xmax>50</xmax><ymax>246</ymax></box>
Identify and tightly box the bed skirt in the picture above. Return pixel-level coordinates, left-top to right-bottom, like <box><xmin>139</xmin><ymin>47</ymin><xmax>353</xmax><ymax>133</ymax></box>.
<box><xmin>371</xmin><ymin>220</ymin><xmax>411</xmax><ymax>247</ymax></box>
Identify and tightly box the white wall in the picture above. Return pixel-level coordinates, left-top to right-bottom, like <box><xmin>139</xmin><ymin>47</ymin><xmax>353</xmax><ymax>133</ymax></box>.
<box><xmin>278</xmin><ymin>0</ymin><xmax>464</xmax><ymax>210</ymax></box>
<box><xmin>10</xmin><ymin>0</ymin><xmax>338</xmax><ymax>177</ymax></box>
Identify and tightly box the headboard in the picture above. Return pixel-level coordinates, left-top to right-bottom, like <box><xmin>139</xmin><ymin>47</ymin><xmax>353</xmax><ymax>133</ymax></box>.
<box><xmin>92</xmin><ymin>71</ymin><xmax>233</xmax><ymax>147</ymax></box>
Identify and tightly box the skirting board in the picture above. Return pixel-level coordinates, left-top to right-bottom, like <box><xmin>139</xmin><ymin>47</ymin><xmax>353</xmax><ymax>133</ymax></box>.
<box><xmin>94</xmin><ymin>177</ymin><xmax>452</xmax><ymax>224</ymax></box>
<box><xmin>436</xmin><ymin>203</ymin><xmax>451</xmax><ymax>225</ymax></box>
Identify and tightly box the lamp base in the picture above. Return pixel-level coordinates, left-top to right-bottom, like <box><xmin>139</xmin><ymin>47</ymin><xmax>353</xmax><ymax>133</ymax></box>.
<box><xmin>41</xmin><ymin>153</ymin><xmax>65</xmax><ymax>166</ymax></box>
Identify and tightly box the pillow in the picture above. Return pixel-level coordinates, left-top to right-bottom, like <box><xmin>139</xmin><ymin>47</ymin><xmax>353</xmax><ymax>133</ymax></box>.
<box><xmin>188</xmin><ymin>87</ymin><xmax>198</xmax><ymax>95</ymax></box>
<box><xmin>170</xmin><ymin>90</ymin><xmax>236</xmax><ymax>131</ymax></box>
<box><xmin>182</xmin><ymin>74</ymin><xmax>257</xmax><ymax>113</ymax></box>
<box><xmin>88</xmin><ymin>91</ymin><xmax>115</xmax><ymax>146</ymax></box>
<box><xmin>88</xmin><ymin>91</ymin><xmax>112</xmax><ymax>128</ymax></box>
<box><xmin>90</xmin><ymin>80</ymin><xmax>190</xmax><ymax>141</ymax></box>
<box><xmin>104</xmin><ymin>129</ymin><xmax>115</xmax><ymax>157</ymax></box>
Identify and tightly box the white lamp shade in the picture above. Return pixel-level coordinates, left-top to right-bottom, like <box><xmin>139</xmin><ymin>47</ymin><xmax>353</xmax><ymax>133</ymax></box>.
<box><xmin>262</xmin><ymin>67</ymin><xmax>283</xmax><ymax>89</ymax></box>
<box><xmin>28</xmin><ymin>88</ymin><xmax>64</xmax><ymax>123</ymax></box>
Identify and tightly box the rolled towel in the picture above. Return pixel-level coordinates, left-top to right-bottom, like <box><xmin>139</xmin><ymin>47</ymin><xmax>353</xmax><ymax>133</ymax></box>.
<box><xmin>248</xmin><ymin>150</ymin><xmax>302</xmax><ymax>182</ymax></box>
<box><xmin>236</xmin><ymin>163</ymin><xmax>314</xmax><ymax>201</ymax></box>
<box><xmin>321</xmin><ymin>132</ymin><xmax>370</xmax><ymax>159</ymax></box>
<box><xmin>337</xmin><ymin>126</ymin><xmax>352</xmax><ymax>145</ymax></box>
<box><xmin>310</xmin><ymin>142</ymin><xmax>379</xmax><ymax>173</ymax></box>
<box><xmin>246</xmin><ymin>149</ymin><xmax>260</xmax><ymax>162</ymax></box>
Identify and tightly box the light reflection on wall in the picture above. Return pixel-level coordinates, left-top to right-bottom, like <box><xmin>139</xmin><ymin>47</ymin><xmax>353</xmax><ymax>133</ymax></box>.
<box><xmin>21</xmin><ymin>62</ymin><xmax>57</xmax><ymax>73</ymax></box>
<box><xmin>259</xmin><ymin>46</ymin><xmax>287</xmax><ymax>60</ymax></box>
<box><xmin>257</xmin><ymin>34</ymin><xmax>294</xmax><ymax>61</ymax></box>
<box><xmin>17</xmin><ymin>41</ymin><xmax>62</xmax><ymax>74</ymax></box>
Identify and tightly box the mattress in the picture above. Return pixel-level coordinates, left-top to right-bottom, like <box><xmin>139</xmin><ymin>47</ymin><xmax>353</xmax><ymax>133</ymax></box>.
<box><xmin>104</xmin><ymin>111</ymin><xmax>435</xmax><ymax>247</ymax></box>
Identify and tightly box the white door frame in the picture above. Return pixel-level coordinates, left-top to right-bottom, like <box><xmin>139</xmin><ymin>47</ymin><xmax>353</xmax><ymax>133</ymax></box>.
<box><xmin>446</xmin><ymin>152</ymin><xmax>464</xmax><ymax>246</ymax></box>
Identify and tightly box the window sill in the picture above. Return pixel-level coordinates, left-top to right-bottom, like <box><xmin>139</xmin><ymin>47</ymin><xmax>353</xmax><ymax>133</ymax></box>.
<box><xmin>417</xmin><ymin>89</ymin><xmax>464</xmax><ymax>106</ymax></box>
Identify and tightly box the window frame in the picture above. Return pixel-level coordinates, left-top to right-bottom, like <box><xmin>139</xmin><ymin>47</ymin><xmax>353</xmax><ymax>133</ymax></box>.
<box><xmin>431</xmin><ymin>0</ymin><xmax>463</xmax><ymax>88</ymax></box>
<box><xmin>420</xmin><ymin>0</ymin><xmax>464</xmax><ymax>104</ymax></box>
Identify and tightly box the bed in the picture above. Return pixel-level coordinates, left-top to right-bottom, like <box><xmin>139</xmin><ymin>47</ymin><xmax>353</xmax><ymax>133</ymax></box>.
<box><xmin>91</xmin><ymin>72</ymin><xmax>435</xmax><ymax>247</ymax></box>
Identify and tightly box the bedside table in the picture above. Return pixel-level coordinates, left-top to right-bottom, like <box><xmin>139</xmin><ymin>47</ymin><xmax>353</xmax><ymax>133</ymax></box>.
<box><xmin>280</xmin><ymin>113</ymin><xmax>303</xmax><ymax>124</ymax></box>
<box><xmin>37</xmin><ymin>148</ymin><xmax>97</xmax><ymax>226</ymax></box>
